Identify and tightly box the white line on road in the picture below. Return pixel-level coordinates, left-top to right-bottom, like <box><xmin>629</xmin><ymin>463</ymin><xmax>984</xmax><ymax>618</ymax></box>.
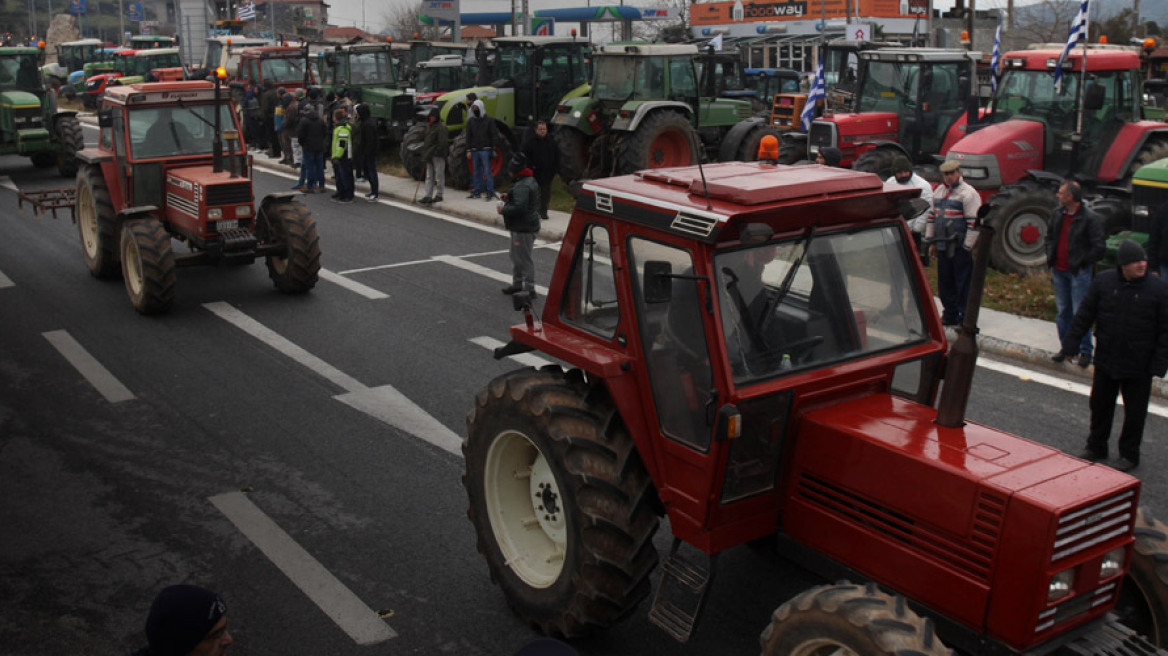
<box><xmin>0</xmin><ymin>268</ymin><xmax>12</xmax><ymax>289</ymax></box>
<box><xmin>0</xmin><ymin>175</ymin><xmax>16</xmax><ymax>192</ymax></box>
<box><xmin>469</xmin><ymin>336</ymin><xmax>554</xmax><ymax>369</ymax></box>
<box><xmin>42</xmin><ymin>330</ymin><xmax>135</xmax><ymax>403</ymax></box>
<box><xmin>433</xmin><ymin>254</ymin><xmax>550</xmax><ymax>296</ymax></box>
<box><xmin>319</xmin><ymin>268</ymin><xmax>388</xmax><ymax>300</ymax></box>
<box><xmin>978</xmin><ymin>356</ymin><xmax>1168</xmax><ymax>418</ymax></box>
<box><xmin>209</xmin><ymin>491</ymin><xmax>397</xmax><ymax>645</ymax></box>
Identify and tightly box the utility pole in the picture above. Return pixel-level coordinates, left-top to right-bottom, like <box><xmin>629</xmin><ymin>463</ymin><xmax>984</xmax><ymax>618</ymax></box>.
<box><xmin>1133</xmin><ymin>0</ymin><xmax>1140</xmax><ymax>35</ymax></box>
<box><xmin>118</xmin><ymin>0</ymin><xmax>125</xmax><ymax>44</ymax></box>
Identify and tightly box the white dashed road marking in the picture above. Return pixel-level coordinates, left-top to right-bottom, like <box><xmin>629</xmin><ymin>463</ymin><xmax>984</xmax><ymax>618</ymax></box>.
<box><xmin>42</xmin><ymin>330</ymin><xmax>135</xmax><ymax>403</ymax></box>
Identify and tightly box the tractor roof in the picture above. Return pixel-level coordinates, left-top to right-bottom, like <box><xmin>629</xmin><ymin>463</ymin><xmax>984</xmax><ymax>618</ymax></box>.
<box><xmin>860</xmin><ymin>47</ymin><xmax>982</xmax><ymax>62</ymax></box>
<box><xmin>418</xmin><ymin>54</ymin><xmax>468</xmax><ymax>68</ymax></box>
<box><xmin>744</xmin><ymin>67</ymin><xmax>800</xmax><ymax>76</ymax></box>
<box><xmin>59</xmin><ymin>38</ymin><xmax>104</xmax><ymax>47</ymax></box>
<box><xmin>598</xmin><ymin>43</ymin><xmax>697</xmax><ymax>57</ymax></box>
<box><xmin>1133</xmin><ymin>158</ymin><xmax>1168</xmax><ymax>186</ymax></box>
<box><xmin>206</xmin><ymin>36</ymin><xmax>271</xmax><ymax>46</ymax></box>
<box><xmin>1003</xmin><ymin>48</ymin><xmax>1140</xmax><ymax>72</ymax></box>
<box><xmin>0</xmin><ymin>47</ymin><xmax>42</xmax><ymax>55</ymax></box>
<box><xmin>239</xmin><ymin>46</ymin><xmax>304</xmax><ymax>56</ymax></box>
<box><xmin>104</xmin><ymin>80</ymin><xmax>219</xmax><ymax>105</ymax></box>
<box><xmin>134</xmin><ymin>47</ymin><xmax>180</xmax><ymax>57</ymax></box>
<box><xmin>578</xmin><ymin>162</ymin><xmax>919</xmax><ymax>244</ymax></box>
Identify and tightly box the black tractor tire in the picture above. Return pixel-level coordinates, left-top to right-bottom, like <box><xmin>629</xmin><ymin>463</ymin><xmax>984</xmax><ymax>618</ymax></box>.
<box><xmin>985</xmin><ymin>180</ymin><xmax>1058</xmax><ymax>275</ymax></box>
<box><xmin>399</xmin><ymin>123</ymin><xmax>428</xmax><ymax>181</ymax></box>
<box><xmin>76</xmin><ymin>164</ymin><xmax>120</xmax><ymax>279</ymax></box>
<box><xmin>778</xmin><ymin>138</ymin><xmax>806</xmax><ymax>165</ymax></box>
<box><xmin>736</xmin><ymin>124</ymin><xmax>783</xmax><ymax>162</ymax></box>
<box><xmin>463</xmin><ymin>366</ymin><xmax>661</xmax><ymax>638</ymax></box>
<box><xmin>1114</xmin><ymin>506</ymin><xmax>1168</xmax><ymax>647</ymax></box>
<box><xmin>760</xmin><ymin>583</ymin><xmax>953</xmax><ymax>656</ymax></box>
<box><xmin>853</xmin><ymin>148</ymin><xmax>900</xmax><ymax>179</ymax></box>
<box><xmin>56</xmin><ymin>114</ymin><xmax>84</xmax><ymax>178</ymax></box>
<box><xmin>553</xmin><ymin>126</ymin><xmax>594</xmax><ymax>186</ymax></box>
<box><xmin>447</xmin><ymin>122</ymin><xmax>513</xmax><ymax>191</ymax></box>
<box><xmin>256</xmin><ymin>198</ymin><xmax>320</xmax><ymax>294</ymax></box>
<box><xmin>617</xmin><ymin>109</ymin><xmax>697</xmax><ymax>176</ymax></box>
<box><xmin>30</xmin><ymin>152</ymin><xmax>55</xmax><ymax>168</ymax></box>
<box><xmin>119</xmin><ymin>216</ymin><xmax>176</xmax><ymax>315</ymax></box>
<box><xmin>1126</xmin><ymin>141</ymin><xmax>1168</xmax><ymax>185</ymax></box>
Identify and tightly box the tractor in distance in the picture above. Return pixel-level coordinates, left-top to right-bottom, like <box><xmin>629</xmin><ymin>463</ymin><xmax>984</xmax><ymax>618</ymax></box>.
<box><xmin>83</xmin><ymin>48</ymin><xmax>186</xmax><ymax>109</ymax></box>
<box><xmin>785</xmin><ymin>47</ymin><xmax>983</xmax><ymax>174</ymax></box>
<box><xmin>551</xmin><ymin>43</ymin><xmax>773</xmax><ymax>185</ymax></box>
<box><xmin>191</xmin><ymin>35</ymin><xmax>273</xmax><ymax>81</ymax></box>
<box><xmin>464</xmin><ymin>160</ymin><xmax>1168</xmax><ymax>654</ymax></box>
<box><xmin>321</xmin><ymin>42</ymin><xmax>415</xmax><ymax>143</ymax></box>
<box><xmin>46</xmin><ymin>38</ymin><xmax>104</xmax><ymax>97</ymax></box>
<box><xmin>235</xmin><ymin>45</ymin><xmax>316</xmax><ymax>92</ymax></box>
<box><xmin>400</xmin><ymin>36</ymin><xmax>592</xmax><ymax>189</ymax></box>
<box><xmin>411</xmin><ymin>53</ymin><xmax>481</xmax><ymax>109</ymax></box>
<box><xmin>397</xmin><ymin>39</ymin><xmax>474</xmax><ymax>85</ymax></box>
<box><xmin>945</xmin><ymin>45</ymin><xmax>1168</xmax><ymax>274</ymax></box>
<box><xmin>70</xmin><ymin>76</ymin><xmax>320</xmax><ymax>314</ymax></box>
<box><xmin>0</xmin><ymin>44</ymin><xmax>84</xmax><ymax>176</ymax></box>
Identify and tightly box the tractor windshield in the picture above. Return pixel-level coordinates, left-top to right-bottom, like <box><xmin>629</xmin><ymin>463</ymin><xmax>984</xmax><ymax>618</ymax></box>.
<box><xmin>202</xmin><ymin>41</ymin><xmax>223</xmax><ymax>71</ymax></box>
<box><xmin>128</xmin><ymin>103</ymin><xmax>237</xmax><ymax>159</ymax></box>
<box><xmin>593</xmin><ymin>55</ymin><xmax>669</xmax><ymax>101</ymax></box>
<box><xmin>991</xmin><ymin>68</ymin><xmax>1140</xmax><ymax>133</ymax></box>
<box><xmin>261</xmin><ymin>57</ymin><xmax>308</xmax><ymax>84</ymax></box>
<box><xmin>856</xmin><ymin>61</ymin><xmax>967</xmax><ymax>115</ymax></box>
<box><xmin>494</xmin><ymin>45</ymin><xmax>534</xmax><ymax>83</ymax></box>
<box><xmin>0</xmin><ymin>54</ymin><xmax>43</xmax><ymax>91</ymax></box>
<box><xmin>715</xmin><ymin>223</ymin><xmax>927</xmax><ymax>384</ymax></box>
<box><xmin>416</xmin><ymin>64</ymin><xmax>470</xmax><ymax>93</ymax></box>
<box><xmin>347</xmin><ymin>50</ymin><xmax>394</xmax><ymax>85</ymax></box>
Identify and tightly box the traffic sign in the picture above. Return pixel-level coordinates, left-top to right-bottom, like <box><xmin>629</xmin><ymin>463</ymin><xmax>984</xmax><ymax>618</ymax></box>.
<box><xmin>127</xmin><ymin>2</ymin><xmax>143</xmax><ymax>21</ymax></box>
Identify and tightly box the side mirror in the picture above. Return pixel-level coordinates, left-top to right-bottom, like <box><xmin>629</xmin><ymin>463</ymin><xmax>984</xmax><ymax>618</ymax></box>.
<box><xmin>97</xmin><ymin>108</ymin><xmax>112</xmax><ymax>128</ymax></box>
<box><xmin>643</xmin><ymin>260</ymin><xmax>673</xmax><ymax>304</ymax></box>
<box><xmin>1084</xmin><ymin>83</ymin><xmax>1105</xmax><ymax>111</ymax></box>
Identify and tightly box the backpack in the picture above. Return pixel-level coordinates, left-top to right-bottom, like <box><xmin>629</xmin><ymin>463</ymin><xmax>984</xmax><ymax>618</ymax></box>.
<box><xmin>274</xmin><ymin>106</ymin><xmax>285</xmax><ymax>132</ymax></box>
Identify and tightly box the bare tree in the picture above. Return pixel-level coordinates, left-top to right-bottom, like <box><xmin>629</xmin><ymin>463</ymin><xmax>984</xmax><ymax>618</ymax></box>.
<box><xmin>628</xmin><ymin>0</ymin><xmax>689</xmax><ymax>43</ymax></box>
<box><xmin>1009</xmin><ymin>0</ymin><xmax>1082</xmax><ymax>47</ymax></box>
<box><xmin>380</xmin><ymin>1</ymin><xmax>443</xmax><ymax>41</ymax></box>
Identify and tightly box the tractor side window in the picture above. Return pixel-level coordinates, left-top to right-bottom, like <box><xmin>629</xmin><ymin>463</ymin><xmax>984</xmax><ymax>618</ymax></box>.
<box><xmin>109</xmin><ymin>106</ymin><xmax>124</xmax><ymax>157</ymax></box>
<box><xmin>668</xmin><ymin>57</ymin><xmax>697</xmax><ymax>100</ymax></box>
<box><xmin>638</xmin><ymin>56</ymin><xmax>667</xmax><ymax>99</ymax></box>
<box><xmin>560</xmin><ymin>224</ymin><xmax>620</xmax><ymax>338</ymax></box>
<box><xmin>629</xmin><ymin>237</ymin><xmax>715</xmax><ymax>451</ymax></box>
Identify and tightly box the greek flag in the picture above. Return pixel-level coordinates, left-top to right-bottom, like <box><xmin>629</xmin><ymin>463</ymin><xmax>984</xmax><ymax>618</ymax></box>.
<box><xmin>990</xmin><ymin>14</ymin><xmax>1001</xmax><ymax>93</ymax></box>
<box><xmin>801</xmin><ymin>55</ymin><xmax>825</xmax><ymax>132</ymax></box>
<box><xmin>1053</xmin><ymin>0</ymin><xmax>1088</xmax><ymax>93</ymax></box>
<box><xmin>237</xmin><ymin>1</ymin><xmax>255</xmax><ymax>20</ymax></box>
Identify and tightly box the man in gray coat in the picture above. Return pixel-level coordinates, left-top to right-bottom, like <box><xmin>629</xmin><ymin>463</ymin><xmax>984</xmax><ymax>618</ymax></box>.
<box><xmin>418</xmin><ymin>106</ymin><xmax>449</xmax><ymax>205</ymax></box>
<box><xmin>497</xmin><ymin>154</ymin><xmax>541</xmax><ymax>297</ymax></box>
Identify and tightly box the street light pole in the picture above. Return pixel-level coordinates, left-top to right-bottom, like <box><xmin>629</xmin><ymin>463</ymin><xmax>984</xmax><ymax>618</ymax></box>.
<box><xmin>118</xmin><ymin>0</ymin><xmax>125</xmax><ymax>44</ymax></box>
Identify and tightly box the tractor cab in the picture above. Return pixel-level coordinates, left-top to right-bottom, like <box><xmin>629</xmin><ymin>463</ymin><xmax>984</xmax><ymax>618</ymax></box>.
<box><xmin>487</xmin><ymin>36</ymin><xmax>592</xmax><ymax>125</ymax></box>
<box><xmin>413</xmin><ymin>53</ymin><xmax>478</xmax><ymax>106</ymax></box>
<box><xmin>0</xmin><ymin>47</ymin><xmax>46</xmax><ymax>92</ymax></box>
<box><xmin>323</xmin><ymin>42</ymin><xmax>414</xmax><ymax>142</ymax></box>
<box><xmin>237</xmin><ymin>46</ymin><xmax>314</xmax><ymax>90</ymax></box>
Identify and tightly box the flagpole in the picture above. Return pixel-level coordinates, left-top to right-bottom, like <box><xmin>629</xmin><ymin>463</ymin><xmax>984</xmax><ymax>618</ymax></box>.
<box><xmin>1076</xmin><ymin>0</ymin><xmax>1089</xmax><ymax>137</ymax></box>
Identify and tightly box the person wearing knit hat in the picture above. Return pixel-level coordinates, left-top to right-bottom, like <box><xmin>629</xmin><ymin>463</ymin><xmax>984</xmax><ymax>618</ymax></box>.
<box><xmin>884</xmin><ymin>155</ymin><xmax>933</xmax><ymax>265</ymax></box>
<box><xmin>815</xmin><ymin>146</ymin><xmax>842</xmax><ymax>167</ymax></box>
<box><xmin>136</xmin><ymin>585</ymin><xmax>232</xmax><ymax>656</ymax></box>
<box><xmin>757</xmin><ymin>134</ymin><xmax>779</xmax><ymax>164</ymax></box>
<box><xmin>1061</xmin><ymin>239</ymin><xmax>1168</xmax><ymax>472</ymax></box>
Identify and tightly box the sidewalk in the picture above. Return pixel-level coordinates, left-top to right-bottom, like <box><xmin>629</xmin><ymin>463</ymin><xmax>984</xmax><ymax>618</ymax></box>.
<box><xmin>254</xmin><ymin>154</ymin><xmax>1168</xmax><ymax>399</ymax></box>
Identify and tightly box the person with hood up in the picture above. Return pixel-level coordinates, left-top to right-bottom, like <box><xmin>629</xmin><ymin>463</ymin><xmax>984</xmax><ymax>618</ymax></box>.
<box><xmin>815</xmin><ymin>146</ymin><xmax>842</xmax><ymax>167</ymax></box>
<box><xmin>465</xmin><ymin>98</ymin><xmax>496</xmax><ymax>200</ymax></box>
<box><xmin>1060</xmin><ymin>239</ymin><xmax>1168</xmax><ymax>472</ymax></box>
<box><xmin>418</xmin><ymin>106</ymin><xmax>449</xmax><ymax>205</ymax></box>
<box><xmin>133</xmin><ymin>584</ymin><xmax>232</xmax><ymax>656</ymax></box>
<box><xmin>295</xmin><ymin>101</ymin><xmax>328</xmax><ymax>192</ymax></box>
<box><xmin>354</xmin><ymin>104</ymin><xmax>380</xmax><ymax>201</ymax></box>
<box><xmin>757</xmin><ymin>134</ymin><xmax>779</xmax><ymax>164</ymax></box>
<box><xmin>497</xmin><ymin>153</ymin><xmax>541</xmax><ymax>297</ymax></box>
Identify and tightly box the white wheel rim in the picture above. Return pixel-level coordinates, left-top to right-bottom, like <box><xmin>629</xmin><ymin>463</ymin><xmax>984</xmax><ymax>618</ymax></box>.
<box><xmin>789</xmin><ymin>639</ymin><xmax>858</xmax><ymax>656</ymax></box>
<box><xmin>79</xmin><ymin>185</ymin><xmax>98</xmax><ymax>259</ymax></box>
<box><xmin>123</xmin><ymin>233</ymin><xmax>143</xmax><ymax>296</ymax></box>
<box><xmin>484</xmin><ymin>430</ymin><xmax>567</xmax><ymax>588</ymax></box>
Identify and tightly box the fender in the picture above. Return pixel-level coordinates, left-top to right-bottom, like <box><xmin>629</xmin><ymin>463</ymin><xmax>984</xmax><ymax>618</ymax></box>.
<box><xmin>437</xmin><ymin>85</ymin><xmax>508</xmax><ymax>132</ymax></box>
<box><xmin>552</xmin><ymin>96</ymin><xmax>603</xmax><ymax>135</ymax></box>
<box><xmin>1024</xmin><ymin>169</ymin><xmax>1066</xmax><ymax>192</ymax></box>
<box><xmin>1098</xmin><ymin>124</ymin><xmax>1168</xmax><ymax>183</ymax></box>
<box><xmin>718</xmin><ymin>117</ymin><xmax>767</xmax><ymax>162</ymax></box>
<box><xmin>852</xmin><ymin>140</ymin><xmax>907</xmax><ymax>163</ymax></box>
<box><xmin>115</xmin><ymin>205</ymin><xmax>159</xmax><ymax>221</ymax></box>
<box><xmin>613</xmin><ymin>100</ymin><xmax>693</xmax><ymax>133</ymax></box>
<box><xmin>782</xmin><ymin>131</ymin><xmax>808</xmax><ymax>146</ymax></box>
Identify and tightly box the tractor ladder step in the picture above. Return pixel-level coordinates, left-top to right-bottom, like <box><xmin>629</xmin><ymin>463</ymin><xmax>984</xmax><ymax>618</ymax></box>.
<box><xmin>648</xmin><ymin>537</ymin><xmax>717</xmax><ymax>643</ymax></box>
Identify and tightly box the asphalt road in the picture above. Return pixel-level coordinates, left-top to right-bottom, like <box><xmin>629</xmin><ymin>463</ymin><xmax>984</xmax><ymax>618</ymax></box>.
<box><xmin>2</xmin><ymin>149</ymin><xmax>1168</xmax><ymax>656</ymax></box>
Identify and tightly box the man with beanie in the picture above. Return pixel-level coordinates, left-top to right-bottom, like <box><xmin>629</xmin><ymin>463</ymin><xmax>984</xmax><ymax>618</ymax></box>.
<box><xmin>418</xmin><ymin>106</ymin><xmax>448</xmax><ymax>205</ymax></box>
<box><xmin>135</xmin><ymin>584</ymin><xmax>232</xmax><ymax>656</ymax></box>
<box><xmin>926</xmin><ymin>159</ymin><xmax>982</xmax><ymax>326</ymax></box>
<box><xmin>520</xmin><ymin>120</ymin><xmax>559</xmax><ymax>221</ymax></box>
<box><xmin>815</xmin><ymin>146</ymin><xmax>842</xmax><ymax>167</ymax></box>
<box><xmin>885</xmin><ymin>156</ymin><xmax>933</xmax><ymax>265</ymax></box>
<box><xmin>1047</xmin><ymin>180</ymin><xmax>1105</xmax><ymax>368</ymax></box>
<box><xmin>497</xmin><ymin>153</ymin><xmax>541</xmax><ymax>297</ymax></box>
<box><xmin>1061</xmin><ymin>239</ymin><xmax>1168</xmax><ymax>472</ymax></box>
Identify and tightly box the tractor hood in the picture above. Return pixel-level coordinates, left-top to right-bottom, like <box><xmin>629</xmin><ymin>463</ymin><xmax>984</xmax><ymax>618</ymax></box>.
<box><xmin>0</xmin><ymin>90</ymin><xmax>40</xmax><ymax>108</ymax></box>
<box><xmin>947</xmin><ymin>118</ymin><xmax>1044</xmax><ymax>175</ymax></box>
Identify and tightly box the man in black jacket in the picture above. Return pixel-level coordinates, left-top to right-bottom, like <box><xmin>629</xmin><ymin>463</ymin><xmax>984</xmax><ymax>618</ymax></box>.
<box><xmin>465</xmin><ymin>99</ymin><xmax>495</xmax><ymax>200</ymax></box>
<box><xmin>1048</xmin><ymin>180</ymin><xmax>1106</xmax><ymax>368</ymax></box>
<box><xmin>355</xmin><ymin>104</ymin><xmax>380</xmax><ymax>201</ymax></box>
<box><xmin>521</xmin><ymin>120</ymin><xmax>559</xmax><ymax>221</ymax></box>
<box><xmin>1061</xmin><ymin>240</ymin><xmax>1168</xmax><ymax>472</ymax></box>
<box><xmin>497</xmin><ymin>154</ymin><xmax>541</xmax><ymax>297</ymax></box>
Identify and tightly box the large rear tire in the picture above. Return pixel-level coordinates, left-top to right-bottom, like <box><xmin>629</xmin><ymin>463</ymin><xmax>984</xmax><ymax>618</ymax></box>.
<box><xmin>256</xmin><ymin>198</ymin><xmax>320</xmax><ymax>294</ymax></box>
<box><xmin>985</xmin><ymin>180</ymin><xmax>1057</xmax><ymax>275</ymax></box>
<box><xmin>553</xmin><ymin>127</ymin><xmax>593</xmax><ymax>185</ymax></box>
<box><xmin>76</xmin><ymin>164</ymin><xmax>119</xmax><ymax>279</ymax></box>
<box><xmin>1126</xmin><ymin>141</ymin><xmax>1168</xmax><ymax>185</ymax></box>
<box><xmin>760</xmin><ymin>583</ymin><xmax>953</xmax><ymax>656</ymax></box>
<box><xmin>399</xmin><ymin>123</ymin><xmax>428</xmax><ymax>182</ymax></box>
<box><xmin>464</xmin><ymin>366</ymin><xmax>661</xmax><ymax>638</ymax></box>
<box><xmin>120</xmin><ymin>216</ymin><xmax>176</xmax><ymax>315</ymax></box>
<box><xmin>1115</xmin><ymin>507</ymin><xmax>1168</xmax><ymax>647</ymax></box>
<box><xmin>617</xmin><ymin>109</ymin><xmax>697</xmax><ymax>175</ymax></box>
<box><xmin>736</xmin><ymin>124</ymin><xmax>783</xmax><ymax>162</ymax></box>
<box><xmin>853</xmin><ymin>148</ymin><xmax>900</xmax><ymax>179</ymax></box>
<box><xmin>778</xmin><ymin>137</ymin><xmax>806</xmax><ymax>165</ymax></box>
<box><xmin>447</xmin><ymin>123</ymin><xmax>513</xmax><ymax>191</ymax></box>
<box><xmin>56</xmin><ymin>114</ymin><xmax>84</xmax><ymax>178</ymax></box>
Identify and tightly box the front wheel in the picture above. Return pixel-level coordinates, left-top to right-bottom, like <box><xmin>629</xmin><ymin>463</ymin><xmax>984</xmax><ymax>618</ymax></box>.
<box><xmin>1114</xmin><ymin>507</ymin><xmax>1168</xmax><ymax>647</ymax></box>
<box><xmin>778</xmin><ymin>137</ymin><xmax>806</xmax><ymax>165</ymax></box>
<box><xmin>120</xmin><ymin>216</ymin><xmax>176</xmax><ymax>315</ymax></box>
<box><xmin>77</xmin><ymin>164</ymin><xmax>119</xmax><ymax>279</ymax></box>
<box><xmin>985</xmin><ymin>181</ymin><xmax>1057</xmax><ymax>275</ymax></box>
<box><xmin>760</xmin><ymin>583</ymin><xmax>953</xmax><ymax>656</ymax></box>
<box><xmin>464</xmin><ymin>366</ymin><xmax>661</xmax><ymax>638</ymax></box>
<box><xmin>56</xmin><ymin>114</ymin><xmax>84</xmax><ymax>178</ymax></box>
<box><xmin>256</xmin><ymin>198</ymin><xmax>320</xmax><ymax>293</ymax></box>
<box><xmin>617</xmin><ymin>109</ymin><xmax>697</xmax><ymax>175</ymax></box>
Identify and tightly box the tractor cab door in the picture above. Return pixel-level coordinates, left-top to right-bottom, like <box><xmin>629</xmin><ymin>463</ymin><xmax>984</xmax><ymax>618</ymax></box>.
<box><xmin>102</xmin><ymin>106</ymin><xmax>130</xmax><ymax>204</ymax></box>
<box><xmin>531</xmin><ymin>44</ymin><xmax>588</xmax><ymax>123</ymax></box>
<box><xmin>913</xmin><ymin>60</ymin><xmax>972</xmax><ymax>160</ymax></box>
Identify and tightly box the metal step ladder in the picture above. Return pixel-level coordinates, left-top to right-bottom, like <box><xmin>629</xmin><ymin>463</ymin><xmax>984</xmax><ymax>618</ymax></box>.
<box><xmin>648</xmin><ymin>538</ymin><xmax>718</xmax><ymax>643</ymax></box>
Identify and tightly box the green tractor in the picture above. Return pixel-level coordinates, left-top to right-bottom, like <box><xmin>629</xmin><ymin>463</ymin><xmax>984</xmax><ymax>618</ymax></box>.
<box><xmin>1100</xmin><ymin>156</ymin><xmax>1168</xmax><ymax>265</ymax></box>
<box><xmin>552</xmin><ymin>43</ymin><xmax>769</xmax><ymax>185</ymax></box>
<box><xmin>0</xmin><ymin>46</ymin><xmax>84</xmax><ymax>176</ymax></box>
<box><xmin>323</xmin><ymin>42</ymin><xmax>415</xmax><ymax>143</ymax></box>
<box><xmin>399</xmin><ymin>36</ymin><xmax>592</xmax><ymax>189</ymax></box>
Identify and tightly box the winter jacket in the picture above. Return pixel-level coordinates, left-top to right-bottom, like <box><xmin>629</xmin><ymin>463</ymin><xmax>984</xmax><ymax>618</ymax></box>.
<box><xmin>297</xmin><ymin>112</ymin><xmax>327</xmax><ymax>153</ymax></box>
<box><xmin>1147</xmin><ymin>202</ymin><xmax>1168</xmax><ymax>272</ymax></box>
<box><xmin>502</xmin><ymin>171</ymin><xmax>541</xmax><ymax>233</ymax></box>
<box><xmin>521</xmin><ymin>131</ymin><xmax>560</xmax><ymax>186</ymax></box>
<box><xmin>1045</xmin><ymin>205</ymin><xmax>1105</xmax><ymax>274</ymax></box>
<box><xmin>331</xmin><ymin>122</ymin><xmax>353</xmax><ymax>161</ymax></box>
<box><xmin>465</xmin><ymin>111</ymin><xmax>494</xmax><ymax>151</ymax></box>
<box><xmin>420</xmin><ymin>120</ymin><xmax>449</xmax><ymax>161</ymax></box>
<box><xmin>1064</xmin><ymin>268</ymin><xmax>1168</xmax><ymax>379</ymax></box>
<box><xmin>926</xmin><ymin>180</ymin><xmax>982</xmax><ymax>255</ymax></box>
<box><xmin>355</xmin><ymin>117</ymin><xmax>379</xmax><ymax>161</ymax></box>
<box><xmin>260</xmin><ymin>85</ymin><xmax>278</xmax><ymax>124</ymax></box>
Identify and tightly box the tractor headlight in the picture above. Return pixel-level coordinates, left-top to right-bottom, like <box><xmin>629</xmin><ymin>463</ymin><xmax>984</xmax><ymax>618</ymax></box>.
<box><xmin>1048</xmin><ymin>569</ymin><xmax>1075</xmax><ymax>602</ymax></box>
<box><xmin>1100</xmin><ymin>547</ymin><xmax>1125</xmax><ymax>579</ymax></box>
<box><xmin>236</xmin><ymin>205</ymin><xmax>251</xmax><ymax>216</ymax></box>
<box><xmin>960</xmin><ymin>167</ymin><xmax>989</xmax><ymax>180</ymax></box>
<box><xmin>1134</xmin><ymin>204</ymin><xmax>1150</xmax><ymax>219</ymax></box>
<box><xmin>207</xmin><ymin>208</ymin><xmax>222</xmax><ymax>219</ymax></box>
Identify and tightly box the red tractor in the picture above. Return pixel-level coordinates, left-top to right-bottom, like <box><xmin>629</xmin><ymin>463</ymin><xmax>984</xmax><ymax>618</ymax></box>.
<box><xmin>946</xmin><ymin>46</ymin><xmax>1168</xmax><ymax>274</ymax></box>
<box><xmin>464</xmin><ymin>161</ymin><xmax>1168</xmax><ymax>653</ymax></box>
<box><xmin>72</xmin><ymin>78</ymin><xmax>320</xmax><ymax>314</ymax></box>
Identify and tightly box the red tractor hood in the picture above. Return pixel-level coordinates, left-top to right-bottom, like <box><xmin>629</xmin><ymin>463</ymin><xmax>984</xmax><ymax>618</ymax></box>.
<box><xmin>948</xmin><ymin>118</ymin><xmax>1044</xmax><ymax>172</ymax></box>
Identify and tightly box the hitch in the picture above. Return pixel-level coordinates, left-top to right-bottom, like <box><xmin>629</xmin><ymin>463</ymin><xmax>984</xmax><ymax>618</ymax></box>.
<box><xmin>17</xmin><ymin>187</ymin><xmax>76</xmax><ymax>221</ymax></box>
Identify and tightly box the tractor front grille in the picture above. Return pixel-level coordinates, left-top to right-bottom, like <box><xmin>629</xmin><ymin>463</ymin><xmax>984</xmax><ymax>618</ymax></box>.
<box><xmin>14</xmin><ymin>106</ymin><xmax>43</xmax><ymax>129</ymax></box>
<box><xmin>808</xmin><ymin>121</ymin><xmax>835</xmax><ymax>150</ymax></box>
<box><xmin>1051</xmin><ymin>490</ymin><xmax>1135</xmax><ymax>563</ymax></box>
<box><xmin>206</xmin><ymin>182</ymin><xmax>252</xmax><ymax>206</ymax></box>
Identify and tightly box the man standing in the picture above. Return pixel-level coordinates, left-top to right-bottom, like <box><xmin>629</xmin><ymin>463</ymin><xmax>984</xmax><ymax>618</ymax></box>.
<box><xmin>520</xmin><ymin>120</ymin><xmax>559</xmax><ymax>221</ymax></box>
<box><xmin>885</xmin><ymin>156</ymin><xmax>933</xmax><ymax>265</ymax></box>
<box><xmin>260</xmin><ymin>82</ymin><xmax>280</xmax><ymax>159</ymax></box>
<box><xmin>926</xmin><ymin>159</ymin><xmax>982</xmax><ymax>326</ymax></box>
<box><xmin>330</xmin><ymin>108</ymin><xmax>354</xmax><ymax>203</ymax></box>
<box><xmin>279</xmin><ymin>92</ymin><xmax>298</xmax><ymax>167</ymax></box>
<box><xmin>1061</xmin><ymin>240</ymin><xmax>1168</xmax><ymax>472</ymax></box>
<box><xmin>418</xmin><ymin>106</ymin><xmax>448</xmax><ymax>205</ymax></box>
<box><xmin>465</xmin><ymin>99</ymin><xmax>495</xmax><ymax>200</ymax></box>
<box><xmin>1047</xmin><ymin>180</ymin><xmax>1105</xmax><ymax>368</ymax></box>
<box><xmin>355</xmin><ymin>104</ymin><xmax>380</xmax><ymax>201</ymax></box>
<box><xmin>295</xmin><ymin>105</ymin><xmax>327</xmax><ymax>193</ymax></box>
<box><xmin>497</xmin><ymin>154</ymin><xmax>541</xmax><ymax>297</ymax></box>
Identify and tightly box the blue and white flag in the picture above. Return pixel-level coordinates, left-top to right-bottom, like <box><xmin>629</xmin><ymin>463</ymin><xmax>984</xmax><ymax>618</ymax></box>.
<box><xmin>1053</xmin><ymin>0</ymin><xmax>1089</xmax><ymax>93</ymax></box>
<box><xmin>801</xmin><ymin>55</ymin><xmax>825</xmax><ymax>131</ymax></box>
<box><xmin>990</xmin><ymin>13</ymin><xmax>1001</xmax><ymax>93</ymax></box>
<box><xmin>237</xmin><ymin>1</ymin><xmax>255</xmax><ymax>20</ymax></box>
